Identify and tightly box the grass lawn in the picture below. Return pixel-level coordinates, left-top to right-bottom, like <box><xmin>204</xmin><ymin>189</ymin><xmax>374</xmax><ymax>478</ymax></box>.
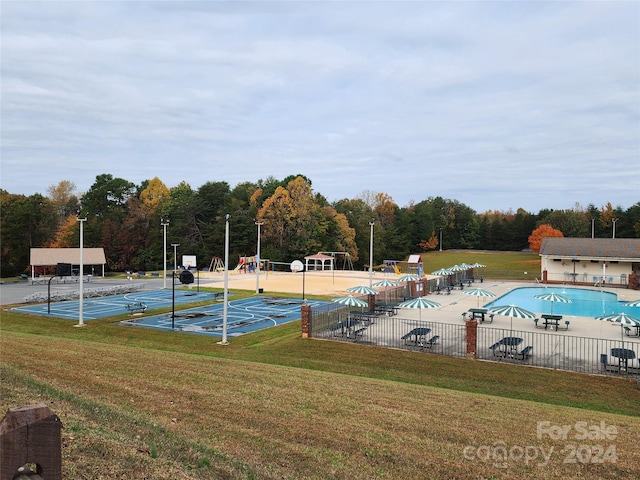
<box><xmin>2</xmin><ymin>251</ymin><xmax>639</xmax><ymax>479</ymax></box>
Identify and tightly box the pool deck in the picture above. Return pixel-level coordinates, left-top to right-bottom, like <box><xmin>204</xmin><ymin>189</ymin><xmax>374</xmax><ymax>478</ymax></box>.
<box><xmin>212</xmin><ymin>270</ymin><xmax>640</xmax><ymax>343</ymax></box>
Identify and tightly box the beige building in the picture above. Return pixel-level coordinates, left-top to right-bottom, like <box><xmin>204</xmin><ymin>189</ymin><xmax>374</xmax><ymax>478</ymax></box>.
<box><xmin>29</xmin><ymin>248</ymin><xmax>107</xmax><ymax>279</ymax></box>
<box><xmin>539</xmin><ymin>238</ymin><xmax>640</xmax><ymax>289</ymax></box>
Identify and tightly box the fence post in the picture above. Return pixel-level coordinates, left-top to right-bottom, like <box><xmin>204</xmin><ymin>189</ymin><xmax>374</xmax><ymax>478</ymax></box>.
<box><xmin>301</xmin><ymin>303</ymin><xmax>311</xmax><ymax>338</ymax></box>
<box><xmin>465</xmin><ymin>320</ymin><xmax>478</xmax><ymax>359</ymax></box>
<box><xmin>0</xmin><ymin>403</ymin><xmax>62</xmax><ymax>480</ymax></box>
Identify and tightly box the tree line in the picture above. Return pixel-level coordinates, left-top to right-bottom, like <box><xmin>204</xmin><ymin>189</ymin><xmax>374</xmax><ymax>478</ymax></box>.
<box><xmin>1</xmin><ymin>173</ymin><xmax>638</xmax><ymax>277</ymax></box>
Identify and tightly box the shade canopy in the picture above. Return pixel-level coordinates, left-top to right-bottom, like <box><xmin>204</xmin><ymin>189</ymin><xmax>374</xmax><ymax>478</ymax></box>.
<box><xmin>398</xmin><ymin>297</ymin><xmax>440</xmax><ymax>320</ymax></box>
<box><xmin>431</xmin><ymin>268</ymin><xmax>453</xmax><ymax>276</ymax></box>
<box><xmin>489</xmin><ymin>304</ymin><xmax>536</xmax><ymax>330</ymax></box>
<box><xmin>398</xmin><ymin>274</ymin><xmax>421</xmax><ymax>282</ymax></box>
<box><xmin>346</xmin><ymin>285</ymin><xmax>379</xmax><ymax>295</ymax></box>
<box><xmin>595</xmin><ymin>312</ymin><xmax>640</xmax><ymax>326</ymax></box>
<box><xmin>463</xmin><ymin>288</ymin><xmax>496</xmax><ymax>307</ymax></box>
<box><xmin>463</xmin><ymin>288</ymin><xmax>495</xmax><ymax>298</ymax></box>
<box><xmin>372</xmin><ymin>279</ymin><xmax>400</xmax><ymax>287</ymax></box>
<box><xmin>534</xmin><ymin>292</ymin><xmax>572</xmax><ymax>314</ymax></box>
<box><xmin>596</xmin><ymin>312</ymin><xmax>640</xmax><ymax>342</ymax></box>
<box><xmin>399</xmin><ymin>298</ymin><xmax>441</xmax><ymax>309</ymax></box>
<box><xmin>331</xmin><ymin>295</ymin><xmax>368</xmax><ymax>308</ymax></box>
<box><xmin>624</xmin><ymin>300</ymin><xmax>640</xmax><ymax>307</ymax></box>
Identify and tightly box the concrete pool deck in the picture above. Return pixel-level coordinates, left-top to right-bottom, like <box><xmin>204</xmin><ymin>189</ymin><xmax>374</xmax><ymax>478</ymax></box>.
<box><xmin>212</xmin><ymin>270</ymin><xmax>640</xmax><ymax>343</ymax></box>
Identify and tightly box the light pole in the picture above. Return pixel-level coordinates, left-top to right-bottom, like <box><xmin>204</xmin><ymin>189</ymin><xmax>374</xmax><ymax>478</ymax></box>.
<box><xmin>612</xmin><ymin>218</ymin><xmax>618</xmax><ymax>239</ymax></box>
<box><xmin>439</xmin><ymin>227</ymin><xmax>443</xmax><ymax>252</ymax></box>
<box><xmin>219</xmin><ymin>214</ymin><xmax>230</xmax><ymax>345</ymax></box>
<box><xmin>369</xmin><ymin>219</ymin><xmax>375</xmax><ymax>287</ymax></box>
<box><xmin>161</xmin><ymin>218</ymin><xmax>169</xmax><ymax>289</ymax></box>
<box><xmin>171</xmin><ymin>243</ymin><xmax>180</xmax><ymax>271</ymax></box>
<box><xmin>591</xmin><ymin>217</ymin><xmax>595</xmax><ymax>239</ymax></box>
<box><xmin>76</xmin><ymin>214</ymin><xmax>87</xmax><ymax>327</ymax></box>
<box><xmin>255</xmin><ymin>220</ymin><xmax>264</xmax><ymax>294</ymax></box>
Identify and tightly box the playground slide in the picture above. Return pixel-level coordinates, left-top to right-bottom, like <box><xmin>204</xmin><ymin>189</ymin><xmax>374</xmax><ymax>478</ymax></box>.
<box><xmin>394</xmin><ymin>265</ymin><xmax>400</xmax><ymax>274</ymax></box>
<box><xmin>231</xmin><ymin>258</ymin><xmax>245</xmax><ymax>273</ymax></box>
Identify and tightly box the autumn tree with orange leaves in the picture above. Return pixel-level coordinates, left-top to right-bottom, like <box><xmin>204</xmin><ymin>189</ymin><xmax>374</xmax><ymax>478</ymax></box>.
<box><xmin>528</xmin><ymin>224</ymin><xmax>564</xmax><ymax>253</ymax></box>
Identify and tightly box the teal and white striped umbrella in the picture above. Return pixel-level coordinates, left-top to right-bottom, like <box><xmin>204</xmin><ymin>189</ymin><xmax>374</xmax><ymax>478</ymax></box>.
<box><xmin>372</xmin><ymin>279</ymin><xmax>399</xmax><ymax>302</ymax></box>
<box><xmin>471</xmin><ymin>262</ymin><xmax>486</xmax><ymax>268</ymax></box>
<box><xmin>398</xmin><ymin>274</ymin><xmax>421</xmax><ymax>282</ymax></box>
<box><xmin>399</xmin><ymin>297</ymin><xmax>441</xmax><ymax>309</ymax></box>
<box><xmin>372</xmin><ymin>279</ymin><xmax>400</xmax><ymax>287</ymax></box>
<box><xmin>534</xmin><ymin>292</ymin><xmax>572</xmax><ymax>314</ymax></box>
<box><xmin>431</xmin><ymin>268</ymin><xmax>453</xmax><ymax>276</ymax></box>
<box><xmin>596</xmin><ymin>312</ymin><xmax>640</xmax><ymax>325</ymax></box>
<box><xmin>489</xmin><ymin>304</ymin><xmax>536</xmax><ymax>330</ymax></box>
<box><xmin>331</xmin><ymin>295</ymin><xmax>368</xmax><ymax>308</ymax></box>
<box><xmin>346</xmin><ymin>285</ymin><xmax>379</xmax><ymax>295</ymax></box>
<box><xmin>398</xmin><ymin>297</ymin><xmax>441</xmax><ymax>320</ymax></box>
<box><xmin>596</xmin><ymin>312</ymin><xmax>640</xmax><ymax>342</ymax></box>
<box><xmin>624</xmin><ymin>300</ymin><xmax>640</xmax><ymax>307</ymax></box>
<box><xmin>463</xmin><ymin>288</ymin><xmax>496</xmax><ymax>307</ymax></box>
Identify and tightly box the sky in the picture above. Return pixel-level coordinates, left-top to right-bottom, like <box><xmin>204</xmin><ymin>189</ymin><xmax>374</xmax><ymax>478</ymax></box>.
<box><xmin>1</xmin><ymin>1</ymin><xmax>639</xmax><ymax>214</ymax></box>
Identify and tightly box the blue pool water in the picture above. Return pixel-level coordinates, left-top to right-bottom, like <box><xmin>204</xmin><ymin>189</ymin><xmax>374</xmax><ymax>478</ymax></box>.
<box><xmin>484</xmin><ymin>287</ymin><xmax>640</xmax><ymax>318</ymax></box>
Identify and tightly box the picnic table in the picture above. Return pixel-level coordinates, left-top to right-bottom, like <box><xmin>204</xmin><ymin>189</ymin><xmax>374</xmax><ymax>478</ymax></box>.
<box><xmin>610</xmin><ymin>347</ymin><xmax>636</xmax><ymax>371</ymax></box>
<box><xmin>466</xmin><ymin>308</ymin><xmax>492</xmax><ymax>323</ymax></box>
<box><xmin>374</xmin><ymin>303</ymin><xmax>399</xmax><ymax>316</ymax></box>
<box><xmin>541</xmin><ymin>314</ymin><xmax>563</xmax><ymax>331</ymax></box>
<box><xmin>489</xmin><ymin>337</ymin><xmax>523</xmax><ymax>358</ymax></box>
<box><xmin>401</xmin><ymin>327</ymin><xmax>432</xmax><ymax>346</ymax></box>
<box><xmin>331</xmin><ymin>319</ymin><xmax>361</xmax><ymax>338</ymax></box>
<box><xmin>349</xmin><ymin>310</ymin><xmax>378</xmax><ymax>325</ymax></box>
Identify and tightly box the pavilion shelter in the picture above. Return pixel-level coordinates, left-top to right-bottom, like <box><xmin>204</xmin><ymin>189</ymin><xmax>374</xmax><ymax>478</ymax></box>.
<box><xmin>539</xmin><ymin>238</ymin><xmax>640</xmax><ymax>289</ymax></box>
<box><xmin>29</xmin><ymin>248</ymin><xmax>107</xmax><ymax>279</ymax></box>
<box><xmin>304</xmin><ymin>253</ymin><xmax>334</xmax><ymax>271</ymax></box>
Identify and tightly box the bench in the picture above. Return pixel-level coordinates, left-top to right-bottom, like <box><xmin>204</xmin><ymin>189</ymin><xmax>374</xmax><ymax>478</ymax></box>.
<box><xmin>624</xmin><ymin>326</ymin><xmax>639</xmax><ymax>337</ymax></box>
<box><xmin>489</xmin><ymin>342</ymin><xmax>505</xmax><ymax>357</ymax></box>
<box><xmin>423</xmin><ymin>335</ymin><xmax>440</xmax><ymax>348</ymax></box>
<box><xmin>213</xmin><ymin>292</ymin><xmax>224</xmax><ymax>300</ymax></box>
<box><xmin>351</xmin><ymin>327</ymin><xmax>367</xmax><ymax>340</ymax></box>
<box><xmin>517</xmin><ymin>345</ymin><xmax>533</xmax><ymax>360</ymax></box>
<box><xmin>600</xmin><ymin>354</ymin><xmax>620</xmax><ymax>374</ymax></box>
<box><xmin>126</xmin><ymin>302</ymin><xmax>147</xmax><ymax>314</ymax></box>
<box><xmin>559</xmin><ymin>320</ymin><xmax>570</xmax><ymax>331</ymax></box>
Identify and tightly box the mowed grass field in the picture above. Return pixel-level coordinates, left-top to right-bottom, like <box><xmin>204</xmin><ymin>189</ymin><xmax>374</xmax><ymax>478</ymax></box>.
<box><xmin>2</xmin><ymin>251</ymin><xmax>640</xmax><ymax>479</ymax></box>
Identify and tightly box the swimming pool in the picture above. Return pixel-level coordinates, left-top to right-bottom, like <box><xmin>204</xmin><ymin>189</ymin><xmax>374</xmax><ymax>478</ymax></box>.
<box><xmin>484</xmin><ymin>287</ymin><xmax>640</xmax><ymax>318</ymax></box>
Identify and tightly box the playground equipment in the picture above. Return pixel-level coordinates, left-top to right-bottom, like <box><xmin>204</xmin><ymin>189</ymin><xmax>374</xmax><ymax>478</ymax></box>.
<box><xmin>318</xmin><ymin>252</ymin><xmax>354</xmax><ymax>270</ymax></box>
<box><xmin>208</xmin><ymin>257</ymin><xmax>225</xmax><ymax>272</ymax></box>
<box><xmin>232</xmin><ymin>256</ymin><xmax>259</xmax><ymax>274</ymax></box>
<box><xmin>383</xmin><ymin>260</ymin><xmax>401</xmax><ymax>275</ymax></box>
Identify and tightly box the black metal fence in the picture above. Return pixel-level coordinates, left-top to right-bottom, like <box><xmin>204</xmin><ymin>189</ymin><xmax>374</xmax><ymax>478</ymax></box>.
<box><xmin>308</xmin><ymin>306</ymin><xmax>640</xmax><ymax>378</ymax></box>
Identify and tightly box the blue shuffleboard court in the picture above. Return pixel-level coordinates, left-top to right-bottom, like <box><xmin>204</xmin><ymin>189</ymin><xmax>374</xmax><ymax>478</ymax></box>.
<box><xmin>11</xmin><ymin>289</ymin><xmax>218</xmax><ymax>320</ymax></box>
<box><xmin>120</xmin><ymin>296</ymin><xmax>333</xmax><ymax>338</ymax></box>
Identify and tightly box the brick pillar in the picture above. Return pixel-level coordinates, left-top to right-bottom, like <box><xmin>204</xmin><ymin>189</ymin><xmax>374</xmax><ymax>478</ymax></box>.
<box><xmin>0</xmin><ymin>403</ymin><xmax>62</xmax><ymax>480</ymax></box>
<box><xmin>301</xmin><ymin>303</ymin><xmax>311</xmax><ymax>338</ymax></box>
<box><xmin>369</xmin><ymin>294</ymin><xmax>376</xmax><ymax>313</ymax></box>
<box><xmin>542</xmin><ymin>270</ymin><xmax>548</xmax><ymax>284</ymax></box>
<box><xmin>629</xmin><ymin>273</ymin><xmax>638</xmax><ymax>290</ymax></box>
<box><xmin>466</xmin><ymin>320</ymin><xmax>478</xmax><ymax>359</ymax></box>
